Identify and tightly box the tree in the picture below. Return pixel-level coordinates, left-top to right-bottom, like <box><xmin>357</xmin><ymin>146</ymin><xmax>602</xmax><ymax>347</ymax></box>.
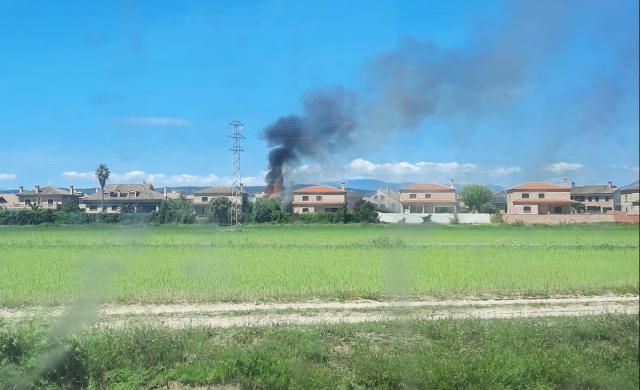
<box><xmin>95</xmin><ymin>163</ymin><xmax>111</xmax><ymax>213</ymax></box>
<box><xmin>252</xmin><ymin>199</ymin><xmax>280</xmax><ymax>223</ymax></box>
<box><xmin>207</xmin><ymin>197</ymin><xmax>232</xmax><ymax>225</ymax></box>
<box><xmin>352</xmin><ymin>200</ymin><xmax>379</xmax><ymax>223</ymax></box>
<box><xmin>460</xmin><ymin>184</ymin><xmax>493</xmax><ymax>212</ymax></box>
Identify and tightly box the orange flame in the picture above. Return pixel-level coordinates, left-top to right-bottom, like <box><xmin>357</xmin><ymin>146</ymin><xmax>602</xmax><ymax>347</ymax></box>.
<box><xmin>265</xmin><ymin>183</ymin><xmax>279</xmax><ymax>198</ymax></box>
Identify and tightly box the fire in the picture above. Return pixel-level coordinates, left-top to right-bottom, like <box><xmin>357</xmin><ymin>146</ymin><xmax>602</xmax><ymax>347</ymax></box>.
<box><xmin>265</xmin><ymin>183</ymin><xmax>279</xmax><ymax>198</ymax></box>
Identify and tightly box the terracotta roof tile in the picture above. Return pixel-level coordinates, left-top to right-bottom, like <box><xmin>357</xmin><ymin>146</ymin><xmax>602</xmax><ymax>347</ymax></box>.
<box><xmin>507</xmin><ymin>183</ymin><xmax>569</xmax><ymax>192</ymax></box>
<box><xmin>293</xmin><ymin>185</ymin><xmax>346</xmax><ymax>194</ymax></box>
<box><xmin>400</xmin><ymin>183</ymin><xmax>455</xmax><ymax>192</ymax></box>
<box><xmin>194</xmin><ymin>187</ymin><xmax>233</xmax><ymax>195</ymax></box>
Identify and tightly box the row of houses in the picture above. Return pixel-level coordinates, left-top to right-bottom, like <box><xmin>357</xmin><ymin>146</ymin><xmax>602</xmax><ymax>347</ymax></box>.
<box><xmin>361</xmin><ymin>180</ymin><xmax>639</xmax><ymax>216</ymax></box>
<box><xmin>0</xmin><ymin>184</ymin><xmax>241</xmax><ymax>215</ymax></box>
<box><xmin>1</xmin><ymin>180</ymin><xmax>639</xmax><ymax>217</ymax></box>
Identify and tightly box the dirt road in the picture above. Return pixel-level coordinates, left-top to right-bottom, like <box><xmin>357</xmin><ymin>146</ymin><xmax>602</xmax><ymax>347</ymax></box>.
<box><xmin>1</xmin><ymin>295</ymin><xmax>637</xmax><ymax>329</ymax></box>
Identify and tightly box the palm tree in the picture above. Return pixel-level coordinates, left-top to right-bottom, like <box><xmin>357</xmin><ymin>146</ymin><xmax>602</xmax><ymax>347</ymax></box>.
<box><xmin>95</xmin><ymin>163</ymin><xmax>110</xmax><ymax>212</ymax></box>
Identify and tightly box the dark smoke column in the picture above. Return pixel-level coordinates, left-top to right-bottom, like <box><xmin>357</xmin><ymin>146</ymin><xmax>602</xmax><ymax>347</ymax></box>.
<box><xmin>263</xmin><ymin>87</ymin><xmax>357</xmax><ymax>195</ymax></box>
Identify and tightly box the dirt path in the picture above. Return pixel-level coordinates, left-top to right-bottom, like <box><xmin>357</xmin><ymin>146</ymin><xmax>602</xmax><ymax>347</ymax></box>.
<box><xmin>1</xmin><ymin>295</ymin><xmax>637</xmax><ymax>329</ymax></box>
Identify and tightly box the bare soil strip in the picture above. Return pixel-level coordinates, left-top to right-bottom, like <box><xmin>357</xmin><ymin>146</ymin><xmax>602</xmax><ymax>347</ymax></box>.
<box><xmin>1</xmin><ymin>295</ymin><xmax>637</xmax><ymax>329</ymax></box>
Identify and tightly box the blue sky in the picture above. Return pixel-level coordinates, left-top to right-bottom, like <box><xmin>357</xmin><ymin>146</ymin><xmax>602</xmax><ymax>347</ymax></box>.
<box><xmin>0</xmin><ymin>0</ymin><xmax>638</xmax><ymax>190</ymax></box>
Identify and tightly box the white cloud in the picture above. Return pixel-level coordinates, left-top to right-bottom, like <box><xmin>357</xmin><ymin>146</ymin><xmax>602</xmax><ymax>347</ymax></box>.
<box><xmin>0</xmin><ymin>173</ymin><xmax>17</xmax><ymax>180</ymax></box>
<box><xmin>62</xmin><ymin>170</ymin><xmax>265</xmax><ymax>187</ymax></box>
<box><xmin>123</xmin><ymin>117</ymin><xmax>190</xmax><ymax>127</ymax></box>
<box><xmin>63</xmin><ymin>171</ymin><xmax>94</xmax><ymax>180</ymax></box>
<box><xmin>488</xmin><ymin>166</ymin><xmax>521</xmax><ymax>176</ymax></box>
<box><xmin>345</xmin><ymin>158</ymin><xmax>478</xmax><ymax>182</ymax></box>
<box><xmin>544</xmin><ymin>162</ymin><xmax>583</xmax><ymax>174</ymax></box>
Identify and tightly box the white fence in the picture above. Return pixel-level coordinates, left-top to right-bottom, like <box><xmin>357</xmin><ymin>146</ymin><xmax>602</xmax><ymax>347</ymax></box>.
<box><xmin>378</xmin><ymin>212</ymin><xmax>491</xmax><ymax>224</ymax></box>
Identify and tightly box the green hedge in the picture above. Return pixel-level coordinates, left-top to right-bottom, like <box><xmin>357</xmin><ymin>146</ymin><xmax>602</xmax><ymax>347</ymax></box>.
<box><xmin>0</xmin><ymin>209</ymin><xmax>154</xmax><ymax>225</ymax></box>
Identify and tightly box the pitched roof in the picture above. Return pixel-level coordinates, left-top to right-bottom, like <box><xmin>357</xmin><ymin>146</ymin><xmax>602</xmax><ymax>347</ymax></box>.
<box><xmin>400</xmin><ymin>183</ymin><xmax>455</xmax><ymax>192</ymax></box>
<box><xmin>621</xmin><ymin>184</ymin><xmax>639</xmax><ymax>195</ymax></box>
<box><xmin>193</xmin><ymin>187</ymin><xmax>233</xmax><ymax>196</ymax></box>
<box><xmin>570</xmin><ymin>184</ymin><xmax>616</xmax><ymax>195</ymax></box>
<box><xmin>507</xmin><ymin>183</ymin><xmax>569</xmax><ymax>192</ymax></box>
<box><xmin>293</xmin><ymin>185</ymin><xmax>346</xmax><ymax>194</ymax></box>
<box><xmin>0</xmin><ymin>194</ymin><xmax>19</xmax><ymax>204</ymax></box>
<box><xmin>82</xmin><ymin>184</ymin><xmax>164</xmax><ymax>201</ymax></box>
<box><xmin>18</xmin><ymin>186</ymin><xmax>77</xmax><ymax>196</ymax></box>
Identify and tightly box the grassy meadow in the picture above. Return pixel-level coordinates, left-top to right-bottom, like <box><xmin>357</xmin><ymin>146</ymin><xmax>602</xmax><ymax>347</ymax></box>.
<box><xmin>0</xmin><ymin>224</ymin><xmax>638</xmax><ymax>305</ymax></box>
<box><xmin>1</xmin><ymin>315</ymin><xmax>637</xmax><ymax>389</ymax></box>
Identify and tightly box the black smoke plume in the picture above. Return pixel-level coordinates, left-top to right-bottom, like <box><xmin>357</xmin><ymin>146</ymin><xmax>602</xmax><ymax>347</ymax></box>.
<box><xmin>264</xmin><ymin>87</ymin><xmax>357</xmax><ymax>193</ymax></box>
<box><xmin>263</xmin><ymin>0</ymin><xmax>637</xmax><ymax>188</ymax></box>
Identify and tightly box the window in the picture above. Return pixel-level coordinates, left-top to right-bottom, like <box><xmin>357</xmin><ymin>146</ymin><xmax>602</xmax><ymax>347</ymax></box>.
<box><xmin>425</xmin><ymin>194</ymin><xmax>431</xmax><ymax>199</ymax></box>
<box><xmin>538</xmin><ymin>193</ymin><xmax>544</xmax><ymax>199</ymax></box>
<box><xmin>316</xmin><ymin>195</ymin><xmax>322</xmax><ymax>201</ymax></box>
<box><xmin>89</xmin><ymin>206</ymin><xmax>97</xmax><ymax>211</ymax></box>
<box><xmin>302</xmin><ymin>195</ymin><xmax>309</xmax><ymax>201</ymax></box>
<box><xmin>380</xmin><ymin>195</ymin><xmax>385</xmax><ymax>200</ymax></box>
<box><xmin>605</xmin><ymin>196</ymin><xmax>609</xmax><ymax>201</ymax></box>
<box><xmin>25</xmin><ymin>199</ymin><xmax>31</xmax><ymax>206</ymax></box>
<box><xmin>523</xmin><ymin>206</ymin><xmax>531</xmax><ymax>213</ymax></box>
<box><xmin>409</xmin><ymin>194</ymin><xmax>417</xmax><ymax>199</ymax></box>
<box><xmin>111</xmin><ymin>205</ymin><xmax>118</xmax><ymax>211</ymax></box>
<box><xmin>588</xmin><ymin>197</ymin><xmax>592</xmax><ymax>201</ymax></box>
<box><xmin>595</xmin><ymin>196</ymin><xmax>599</xmax><ymax>202</ymax></box>
<box><xmin>554</xmin><ymin>206</ymin><xmax>562</xmax><ymax>214</ymax></box>
<box><xmin>302</xmin><ymin>208</ymin><xmax>309</xmax><ymax>213</ymax></box>
<box><xmin>522</xmin><ymin>193</ymin><xmax>530</xmax><ymax>199</ymax></box>
<box><xmin>47</xmin><ymin>199</ymin><xmax>54</xmax><ymax>206</ymax></box>
<box><xmin>201</xmin><ymin>197</ymin><xmax>208</xmax><ymax>202</ymax></box>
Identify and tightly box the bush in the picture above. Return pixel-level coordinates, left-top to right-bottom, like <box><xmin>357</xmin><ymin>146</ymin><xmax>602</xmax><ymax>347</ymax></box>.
<box><xmin>351</xmin><ymin>200</ymin><xmax>379</xmax><ymax>223</ymax></box>
<box><xmin>154</xmin><ymin>199</ymin><xmax>195</xmax><ymax>224</ymax></box>
<box><xmin>206</xmin><ymin>198</ymin><xmax>232</xmax><ymax>225</ymax></box>
<box><xmin>491</xmin><ymin>213</ymin><xmax>504</xmax><ymax>224</ymax></box>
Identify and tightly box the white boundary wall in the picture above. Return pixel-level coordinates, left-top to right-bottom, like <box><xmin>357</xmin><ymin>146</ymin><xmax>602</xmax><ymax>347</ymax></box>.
<box><xmin>378</xmin><ymin>213</ymin><xmax>491</xmax><ymax>224</ymax></box>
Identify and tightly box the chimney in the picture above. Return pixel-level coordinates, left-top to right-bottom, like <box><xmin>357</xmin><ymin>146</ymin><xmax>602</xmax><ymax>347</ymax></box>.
<box><xmin>608</xmin><ymin>181</ymin><xmax>613</xmax><ymax>189</ymax></box>
<box><xmin>96</xmin><ymin>188</ymin><xmax>99</xmax><ymax>193</ymax></box>
<box><xmin>340</xmin><ymin>181</ymin><xmax>345</xmax><ymax>191</ymax></box>
<box><xmin>35</xmin><ymin>185</ymin><xmax>40</xmax><ymax>193</ymax></box>
<box><xmin>449</xmin><ymin>179</ymin><xmax>455</xmax><ymax>189</ymax></box>
<box><xmin>240</xmin><ymin>183</ymin><xmax>244</xmax><ymax>193</ymax></box>
<box><xmin>164</xmin><ymin>187</ymin><xmax>168</xmax><ymax>199</ymax></box>
<box><xmin>69</xmin><ymin>185</ymin><xmax>74</xmax><ymax>195</ymax></box>
<box><xmin>571</xmin><ymin>181</ymin><xmax>575</xmax><ymax>188</ymax></box>
<box><xmin>18</xmin><ymin>186</ymin><xmax>23</xmax><ymax>193</ymax></box>
<box><xmin>562</xmin><ymin>177</ymin><xmax>568</xmax><ymax>186</ymax></box>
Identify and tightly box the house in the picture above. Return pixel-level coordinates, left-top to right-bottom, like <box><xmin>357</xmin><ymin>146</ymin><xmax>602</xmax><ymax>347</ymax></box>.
<box><xmin>292</xmin><ymin>184</ymin><xmax>347</xmax><ymax>213</ymax></box>
<box><xmin>506</xmin><ymin>182</ymin><xmax>576</xmax><ymax>214</ymax></box>
<box><xmin>617</xmin><ymin>184</ymin><xmax>639</xmax><ymax>215</ymax></box>
<box><xmin>365</xmin><ymin>188</ymin><xmax>401</xmax><ymax>212</ymax></box>
<box><xmin>16</xmin><ymin>185</ymin><xmax>81</xmax><ymax>209</ymax></box>
<box><xmin>188</xmin><ymin>186</ymin><xmax>246</xmax><ymax>216</ymax></box>
<box><xmin>79</xmin><ymin>183</ymin><xmax>164</xmax><ymax>213</ymax></box>
<box><xmin>570</xmin><ymin>181</ymin><xmax>616</xmax><ymax>213</ymax></box>
<box><xmin>0</xmin><ymin>193</ymin><xmax>22</xmax><ymax>209</ymax></box>
<box><xmin>399</xmin><ymin>182</ymin><xmax>457</xmax><ymax>214</ymax></box>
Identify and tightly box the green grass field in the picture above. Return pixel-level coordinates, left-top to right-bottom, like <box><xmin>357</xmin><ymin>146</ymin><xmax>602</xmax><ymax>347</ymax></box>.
<box><xmin>1</xmin><ymin>316</ymin><xmax>637</xmax><ymax>389</ymax></box>
<box><xmin>0</xmin><ymin>224</ymin><xmax>638</xmax><ymax>305</ymax></box>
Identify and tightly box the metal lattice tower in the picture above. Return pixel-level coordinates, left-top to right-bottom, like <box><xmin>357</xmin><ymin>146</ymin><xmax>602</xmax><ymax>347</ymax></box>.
<box><xmin>229</xmin><ymin>120</ymin><xmax>245</xmax><ymax>226</ymax></box>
